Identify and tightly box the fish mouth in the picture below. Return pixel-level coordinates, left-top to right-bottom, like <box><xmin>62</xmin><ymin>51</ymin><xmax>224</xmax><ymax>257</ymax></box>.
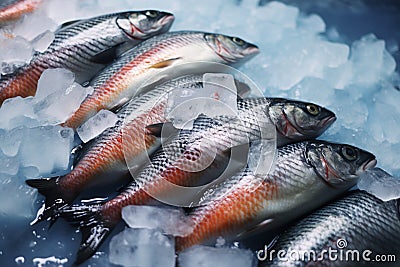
<box><xmin>362</xmin><ymin>158</ymin><xmax>377</xmax><ymax>171</ymax></box>
<box><xmin>318</xmin><ymin>115</ymin><xmax>336</xmax><ymax>130</ymax></box>
<box><xmin>244</xmin><ymin>45</ymin><xmax>260</xmax><ymax>56</ymax></box>
<box><xmin>159</xmin><ymin>14</ymin><xmax>175</xmax><ymax>28</ymax></box>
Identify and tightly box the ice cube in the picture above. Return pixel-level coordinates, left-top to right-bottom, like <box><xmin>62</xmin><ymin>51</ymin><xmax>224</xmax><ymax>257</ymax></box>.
<box><xmin>0</xmin><ymin>97</ymin><xmax>36</xmax><ymax>130</ymax></box>
<box><xmin>166</xmin><ymin>73</ymin><xmax>238</xmax><ymax>129</ymax></box>
<box><xmin>18</xmin><ymin>126</ymin><xmax>74</xmax><ymax>175</ymax></box>
<box><xmin>77</xmin><ymin>109</ymin><xmax>119</xmax><ymax>143</ymax></box>
<box><xmin>0</xmin><ymin>127</ymin><xmax>25</xmax><ymax>156</ymax></box>
<box><xmin>31</xmin><ymin>30</ymin><xmax>55</xmax><ymax>53</ymax></box>
<box><xmin>178</xmin><ymin>245</ymin><xmax>257</xmax><ymax>267</ymax></box>
<box><xmin>122</xmin><ymin>205</ymin><xmax>194</xmax><ymax>237</ymax></box>
<box><xmin>350</xmin><ymin>34</ymin><xmax>396</xmax><ymax>86</ymax></box>
<box><xmin>109</xmin><ymin>228</ymin><xmax>175</xmax><ymax>267</ymax></box>
<box><xmin>0</xmin><ymin>153</ymin><xmax>19</xmax><ymax>176</ymax></box>
<box><xmin>13</xmin><ymin>12</ymin><xmax>57</xmax><ymax>41</ymax></box>
<box><xmin>0</xmin><ymin>36</ymin><xmax>33</xmax><ymax>74</ymax></box>
<box><xmin>34</xmin><ymin>83</ymin><xmax>94</xmax><ymax>125</ymax></box>
<box><xmin>298</xmin><ymin>14</ymin><xmax>326</xmax><ymax>34</ymax></box>
<box><xmin>0</xmin><ymin>174</ymin><xmax>38</xmax><ymax>218</ymax></box>
<box><xmin>358</xmin><ymin>168</ymin><xmax>400</xmax><ymax>202</ymax></box>
<box><xmin>35</xmin><ymin>68</ymin><xmax>75</xmax><ymax>101</ymax></box>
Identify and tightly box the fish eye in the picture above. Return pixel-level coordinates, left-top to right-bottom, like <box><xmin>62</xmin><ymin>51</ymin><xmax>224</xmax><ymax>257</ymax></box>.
<box><xmin>306</xmin><ymin>104</ymin><xmax>320</xmax><ymax>116</ymax></box>
<box><xmin>341</xmin><ymin>146</ymin><xmax>358</xmax><ymax>161</ymax></box>
<box><xmin>145</xmin><ymin>10</ymin><xmax>159</xmax><ymax>18</ymax></box>
<box><xmin>232</xmin><ymin>37</ymin><xmax>246</xmax><ymax>46</ymax></box>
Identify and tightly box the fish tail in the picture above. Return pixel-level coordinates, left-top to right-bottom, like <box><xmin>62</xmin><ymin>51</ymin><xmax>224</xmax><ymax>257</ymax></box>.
<box><xmin>61</xmin><ymin>202</ymin><xmax>112</xmax><ymax>264</ymax></box>
<box><xmin>25</xmin><ymin>177</ymin><xmax>73</xmax><ymax>225</ymax></box>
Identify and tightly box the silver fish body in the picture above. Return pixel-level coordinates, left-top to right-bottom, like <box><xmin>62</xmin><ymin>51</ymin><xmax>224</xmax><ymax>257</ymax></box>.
<box><xmin>175</xmin><ymin>141</ymin><xmax>377</xmax><ymax>251</ymax></box>
<box><xmin>63</xmin><ymin>31</ymin><xmax>260</xmax><ymax>129</ymax></box>
<box><xmin>263</xmin><ymin>191</ymin><xmax>400</xmax><ymax>267</ymax></box>
<box><xmin>60</xmin><ymin>97</ymin><xmax>336</xmax><ymax>264</ymax></box>
<box><xmin>0</xmin><ymin>10</ymin><xmax>174</xmax><ymax>104</ymax></box>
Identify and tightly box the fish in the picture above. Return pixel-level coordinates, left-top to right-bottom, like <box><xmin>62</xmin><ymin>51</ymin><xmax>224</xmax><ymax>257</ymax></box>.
<box><xmin>62</xmin><ymin>31</ymin><xmax>260</xmax><ymax>129</ymax></box>
<box><xmin>0</xmin><ymin>0</ymin><xmax>43</xmax><ymax>24</ymax></box>
<box><xmin>174</xmin><ymin>141</ymin><xmax>376</xmax><ymax>252</ymax></box>
<box><xmin>0</xmin><ymin>10</ymin><xmax>175</xmax><ymax>104</ymax></box>
<box><xmin>25</xmin><ymin>74</ymin><xmax>254</xmax><ymax>225</ymax></box>
<box><xmin>60</xmin><ymin>98</ymin><xmax>337</xmax><ymax>264</ymax></box>
<box><xmin>261</xmin><ymin>191</ymin><xmax>400</xmax><ymax>267</ymax></box>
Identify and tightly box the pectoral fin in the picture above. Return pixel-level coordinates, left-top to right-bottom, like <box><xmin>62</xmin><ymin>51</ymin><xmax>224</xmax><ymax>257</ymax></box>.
<box><xmin>90</xmin><ymin>44</ymin><xmax>124</xmax><ymax>65</ymax></box>
<box><xmin>149</xmin><ymin>57</ymin><xmax>181</xmax><ymax>69</ymax></box>
<box><xmin>146</xmin><ymin>122</ymin><xmax>178</xmax><ymax>139</ymax></box>
<box><xmin>60</xmin><ymin>19</ymin><xmax>81</xmax><ymax>29</ymax></box>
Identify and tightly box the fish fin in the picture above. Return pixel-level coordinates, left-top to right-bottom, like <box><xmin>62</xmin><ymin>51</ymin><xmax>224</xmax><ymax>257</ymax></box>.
<box><xmin>235</xmin><ymin>79</ymin><xmax>251</xmax><ymax>99</ymax></box>
<box><xmin>149</xmin><ymin>57</ymin><xmax>181</xmax><ymax>69</ymax></box>
<box><xmin>146</xmin><ymin>122</ymin><xmax>178</xmax><ymax>138</ymax></box>
<box><xmin>60</xmin><ymin>19</ymin><xmax>81</xmax><ymax>29</ymax></box>
<box><xmin>90</xmin><ymin>43</ymin><xmax>125</xmax><ymax>65</ymax></box>
<box><xmin>396</xmin><ymin>199</ymin><xmax>400</xmax><ymax>222</ymax></box>
<box><xmin>109</xmin><ymin>98</ymin><xmax>130</xmax><ymax>113</ymax></box>
<box><xmin>26</xmin><ymin>177</ymin><xmax>72</xmax><ymax>225</ymax></box>
<box><xmin>61</xmin><ymin>202</ymin><xmax>112</xmax><ymax>264</ymax></box>
<box><xmin>238</xmin><ymin>218</ymin><xmax>275</xmax><ymax>238</ymax></box>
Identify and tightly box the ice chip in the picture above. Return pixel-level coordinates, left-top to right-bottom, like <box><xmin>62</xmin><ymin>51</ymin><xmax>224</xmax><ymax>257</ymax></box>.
<box><xmin>298</xmin><ymin>14</ymin><xmax>326</xmax><ymax>33</ymax></box>
<box><xmin>350</xmin><ymin>34</ymin><xmax>395</xmax><ymax>86</ymax></box>
<box><xmin>77</xmin><ymin>109</ymin><xmax>119</xmax><ymax>143</ymax></box>
<box><xmin>0</xmin><ymin>153</ymin><xmax>19</xmax><ymax>176</ymax></box>
<box><xmin>18</xmin><ymin>126</ymin><xmax>74</xmax><ymax>175</ymax></box>
<box><xmin>13</xmin><ymin>12</ymin><xmax>58</xmax><ymax>41</ymax></box>
<box><xmin>109</xmin><ymin>228</ymin><xmax>175</xmax><ymax>267</ymax></box>
<box><xmin>358</xmin><ymin>168</ymin><xmax>400</xmax><ymax>202</ymax></box>
<box><xmin>0</xmin><ymin>174</ymin><xmax>38</xmax><ymax>218</ymax></box>
<box><xmin>0</xmin><ymin>97</ymin><xmax>36</xmax><ymax>130</ymax></box>
<box><xmin>35</xmin><ymin>68</ymin><xmax>75</xmax><ymax>101</ymax></box>
<box><xmin>179</xmin><ymin>245</ymin><xmax>257</xmax><ymax>267</ymax></box>
<box><xmin>122</xmin><ymin>205</ymin><xmax>194</xmax><ymax>237</ymax></box>
<box><xmin>31</xmin><ymin>30</ymin><xmax>55</xmax><ymax>53</ymax></box>
<box><xmin>0</xmin><ymin>36</ymin><xmax>33</xmax><ymax>74</ymax></box>
<box><xmin>166</xmin><ymin>73</ymin><xmax>238</xmax><ymax>129</ymax></box>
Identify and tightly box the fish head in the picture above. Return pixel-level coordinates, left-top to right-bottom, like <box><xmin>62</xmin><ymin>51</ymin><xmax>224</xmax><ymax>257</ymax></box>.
<box><xmin>268</xmin><ymin>99</ymin><xmax>336</xmax><ymax>141</ymax></box>
<box><xmin>116</xmin><ymin>10</ymin><xmax>174</xmax><ymax>40</ymax></box>
<box><xmin>204</xmin><ymin>34</ymin><xmax>259</xmax><ymax>64</ymax></box>
<box><xmin>306</xmin><ymin>141</ymin><xmax>377</xmax><ymax>188</ymax></box>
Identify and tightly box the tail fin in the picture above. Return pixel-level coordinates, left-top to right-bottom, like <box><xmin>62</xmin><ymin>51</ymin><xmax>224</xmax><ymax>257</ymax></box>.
<box><xmin>61</xmin><ymin>202</ymin><xmax>113</xmax><ymax>264</ymax></box>
<box><xmin>26</xmin><ymin>177</ymin><xmax>73</xmax><ymax>225</ymax></box>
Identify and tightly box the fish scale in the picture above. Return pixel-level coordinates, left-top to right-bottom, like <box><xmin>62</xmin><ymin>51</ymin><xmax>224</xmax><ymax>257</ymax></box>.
<box><xmin>99</xmin><ymin>97</ymin><xmax>277</xmax><ymax>224</ymax></box>
<box><xmin>0</xmin><ymin>10</ymin><xmax>174</xmax><ymax>104</ymax></box>
<box><xmin>175</xmin><ymin>141</ymin><xmax>376</xmax><ymax>251</ymax></box>
<box><xmin>60</xmin><ymin>98</ymin><xmax>338</xmax><ymax>264</ymax></box>
<box><xmin>264</xmin><ymin>191</ymin><xmax>400</xmax><ymax>267</ymax></box>
<box><xmin>0</xmin><ymin>0</ymin><xmax>42</xmax><ymax>23</ymax></box>
<box><xmin>26</xmin><ymin>75</ymin><xmax>205</xmax><ymax>223</ymax></box>
<box><xmin>63</xmin><ymin>31</ymin><xmax>259</xmax><ymax>129</ymax></box>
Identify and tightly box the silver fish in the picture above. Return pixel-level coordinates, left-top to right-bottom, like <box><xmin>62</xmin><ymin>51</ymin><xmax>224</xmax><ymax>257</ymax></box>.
<box><xmin>0</xmin><ymin>10</ymin><xmax>174</xmax><ymax>104</ymax></box>
<box><xmin>176</xmin><ymin>141</ymin><xmax>377</xmax><ymax>251</ymax></box>
<box><xmin>62</xmin><ymin>31</ymin><xmax>260</xmax><ymax>129</ymax></box>
<box><xmin>262</xmin><ymin>191</ymin><xmax>400</xmax><ymax>267</ymax></box>
<box><xmin>60</xmin><ymin>97</ymin><xmax>336</xmax><ymax>264</ymax></box>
